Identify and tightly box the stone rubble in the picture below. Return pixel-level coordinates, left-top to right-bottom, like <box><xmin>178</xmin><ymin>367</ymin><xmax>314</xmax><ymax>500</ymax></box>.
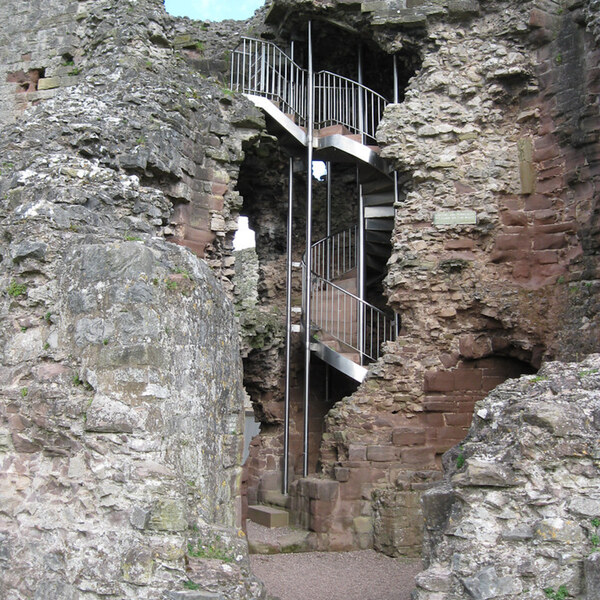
<box><xmin>413</xmin><ymin>354</ymin><xmax>600</xmax><ymax>600</ymax></box>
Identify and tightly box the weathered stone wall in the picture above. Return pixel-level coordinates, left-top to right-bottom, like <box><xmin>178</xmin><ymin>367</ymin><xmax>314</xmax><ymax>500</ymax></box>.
<box><xmin>251</xmin><ymin>0</ymin><xmax>600</xmax><ymax>555</ymax></box>
<box><xmin>0</xmin><ymin>0</ymin><xmax>269</xmax><ymax>597</ymax></box>
<box><xmin>414</xmin><ymin>355</ymin><xmax>600</xmax><ymax>600</ymax></box>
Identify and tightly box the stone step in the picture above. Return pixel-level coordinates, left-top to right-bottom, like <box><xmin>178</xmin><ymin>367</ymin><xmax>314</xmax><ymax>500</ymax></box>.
<box><xmin>248</xmin><ymin>505</ymin><xmax>289</xmax><ymax>528</ymax></box>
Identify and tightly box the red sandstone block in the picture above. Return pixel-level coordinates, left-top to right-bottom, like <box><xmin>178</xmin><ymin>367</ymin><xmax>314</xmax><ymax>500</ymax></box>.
<box><xmin>313</xmin><ymin>480</ymin><xmax>339</xmax><ymax>502</ymax></box>
<box><xmin>524</xmin><ymin>195</ymin><xmax>554</xmax><ymax>211</ymax></box>
<box><xmin>536</xmin><ymin>177</ymin><xmax>564</xmax><ymax>195</ymax></box>
<box><xmin>482</xmin><ymin>376</ymin><xmax>507</xmax><ymax>392</ymax></box>
<box><xmin>348</xmin><ymin>445</ymin><xmax>367</xmax><ymax>461</ymax></box>
<box><xmin>422</xmin><ymin>400</ymin><xmax>453</xmax><ymax>412</ymax></box>
<box><xmin>512</xmin><ymin>261</ymin><xmax>531</xmax><ymax>279</ymax></box>
<box><xmin>457</xmin><ymin>400</ymin><xmax>477</xmax><ymax>413</ymax></box>
<box><xmin>534</xmin><ymin>133</ymin><xmax>557</xmax><ymax>151</ymax></box>
<box><xmin>533</xmin><ymin>209</ymin><xmax>557</xmax><ymax>224</ymax></box>
<box><xmin>454</xmin><ymin>368</ymin><xmax>483</xmax><ymax>391</ymax></box>
<box><xmin>335</xmin><ymin>467</ymin><xmax>350</xmax><ymax>482</ymax></box>
<box><xmin>445</xmin><ymin>238</ymin><xmax>475</xmax><ymax>250</ymax></box>
<box><xmin>529</xmin><ymin>8</ymin><xmax>559</xmax><ymax>30</ymax></box>
<box><xmin>367</xmin><ymin>445</ymin><xmax>396</xmax><ymax>462</ymax></box>
<box><xmin>501</xmin><ymin>210</ymin><xmax>528</xmax><ymax>227</ymax></box>
<box><xmin>537</xmin><ymin>165</ymin><xmax>564</xmax><ymax>182</ymax></box>
<box><xmin>494</xmin><ymin>234</ymin><xmax>531</xmax><ymax>252</ymax></box>
<box><xmin>444</xmin><ymin>413</ymin><xmax>472</xmax><ymax>427</ymax></box>
<box><xmin>438</xmin><ymin>426</ymin><xmax>468</xmax><ymax>442</ymax></box>
<box><xmin>310</xmin><ymin>499</ymin><xmax>335</xmax><ymax>517</ymax></box>
<box><xmin>392</xmin><ymin>427</ymin><xmax>426</xmax><ymax>447</ymax></box>
<box><xmin>540</xmin><ymin>263</ymin><xmax>566</xmax><ymax>278</ymax></box>
<box><xmin>400</xmin><ymin>447</ymin><xmax>436</xmax><ymax>467</ymax></box>
<box><xmin>424</xmin><ymin>371</ymin><xmax>455</xmax><ymax>393</ymax></box>
<box><xmin>533</xmin><ymin>145</ymin><xmax>559</xmax><ymax>163</ymax></box>
<box><xmin>533</xmin><ymin>233</ymin><xmax>567</xmax><ymax>250</ymax></box>
<box><xmin>420</xmin><ymin>413</ymin><xmax>445</xmax><ymax>427</ymax></box>
<box><xmin>535</xmin><ymin>250</ymin><xmax>559</xmax><ymax>264</ymax></box>
<box><xmin>211</xmin><ymin>182</ymin><xmax>228</xmax><ymax>196</ymax></box>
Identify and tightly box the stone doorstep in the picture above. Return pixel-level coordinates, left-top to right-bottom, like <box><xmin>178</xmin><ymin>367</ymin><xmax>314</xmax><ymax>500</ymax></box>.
<box><xmin>247</xmin><ymin>505</ymin><xmax>289</xmax><ymax>528</ymax></box>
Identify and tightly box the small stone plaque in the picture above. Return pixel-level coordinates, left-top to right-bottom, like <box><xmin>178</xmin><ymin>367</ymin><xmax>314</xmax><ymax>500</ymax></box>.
<box><xmin>433</xmin><ymin>210</ymin><xmax>477</xmax><ymax>226</ymax></box>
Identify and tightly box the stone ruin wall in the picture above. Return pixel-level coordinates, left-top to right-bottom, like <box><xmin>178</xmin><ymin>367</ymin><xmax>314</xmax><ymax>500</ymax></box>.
<box><xmin>320</xmin><ymin>0</ymin><xmax>600</xmax><ymax>556</ymax></box>
<box><xmin>0</xmin><ymin>0</ymin><xmax>272</xmax><ymax>598</ymax></box>
<box><xmin>234</xmin><ymin>0</ymin><xmax>600</xmax><ymax>556</ymax></box>
<box><xmin>414</xmin><ymin>355</ymin><xmax>600</xmax><ymax>600</ymax></box>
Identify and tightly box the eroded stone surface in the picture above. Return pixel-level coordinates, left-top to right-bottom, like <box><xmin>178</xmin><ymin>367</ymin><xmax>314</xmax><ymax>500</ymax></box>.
<box><xmin>0</xmin><ymin>0</ymin><xmax>268</xmax><ymax>598</ymax></box>
<box><xmin>413</xmin><ymin>356</ymin><xmax>600</xmax><ymax>600</ymax></box>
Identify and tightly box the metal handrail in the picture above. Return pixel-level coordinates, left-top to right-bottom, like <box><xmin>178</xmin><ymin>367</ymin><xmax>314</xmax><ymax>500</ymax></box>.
<box><xmin>311</xmin><ymin>274</ymin><xmax>397</xmax><ymax>362</ymax></box>
<box><xmin>314</xmin><ymin>71</ymin><xmax>387</xmax><ymax>142</ymax></box>
<box><xmin>230</xmin><ymin>37</ymin><xmax>308</xmax><ymax>127</ymax></box>
<box><xmin>310</xmin><ymin>226</ymin><xmax>357</xmax><ymax>281</ymax></box>
<box><xmin>230</xmin><ymin>37</ymin><xmax>388</xmax><ymax>143</ymax></box>
<box><xmin>301</xmin><ymin>226</ymin><xmax>397</xmax><ymax>364</ymax></box>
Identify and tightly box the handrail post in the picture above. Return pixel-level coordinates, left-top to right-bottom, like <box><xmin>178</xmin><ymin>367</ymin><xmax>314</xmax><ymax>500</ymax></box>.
<box><xmin>303</xmin><ymin>20</ymin><xmax>314</xmax><ymax>479</ymax></box>
<box><xmin>358</xmin><ymin>173</ymin><xmax>365</xmax><ymax>365</ymax></box>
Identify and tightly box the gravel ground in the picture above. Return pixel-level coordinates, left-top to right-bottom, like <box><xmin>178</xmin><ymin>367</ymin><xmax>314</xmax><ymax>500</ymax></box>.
<box><xmin>250</xmin><ymin>550</ymin><xmax>423</xmax><ymax>600</ymax></box>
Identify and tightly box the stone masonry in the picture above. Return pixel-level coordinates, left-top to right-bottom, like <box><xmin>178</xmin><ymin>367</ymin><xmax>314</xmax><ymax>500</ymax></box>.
<box><xmin>414</xmin><ymin>355</ymin><xmax>600</xmax><ymax>600</ymax></box>
<box><xmin>0</xmin><ymin>0</ymin><xmax>271</xmax><ymax>598</ymax></box>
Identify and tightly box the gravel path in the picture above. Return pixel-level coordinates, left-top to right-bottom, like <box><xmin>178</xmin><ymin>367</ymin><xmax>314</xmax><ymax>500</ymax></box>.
<box><xmin>250</xmin><ymin>550</ymin><xmax>423</xmax><ymax>600</ymax></box>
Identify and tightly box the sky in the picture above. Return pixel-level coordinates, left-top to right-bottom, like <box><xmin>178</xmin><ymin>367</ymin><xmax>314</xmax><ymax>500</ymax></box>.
<box><xmin>164</xmin><ymin>0</ymin><xmax>264</xmax><ymax>21</ymax></box>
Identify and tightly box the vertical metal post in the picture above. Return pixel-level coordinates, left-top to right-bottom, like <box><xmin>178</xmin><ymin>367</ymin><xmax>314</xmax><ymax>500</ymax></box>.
<box><xmin>283</xmin><ymin>156</ymin><xmax>294</xmax><ymax>495</ymax></box>
<box><xmin>358</xmin><ymin>170</ymin><xmax>365</xmax><ymax>365</ymax></box>
<box><xmin>303</xmin><ymin>21</ymin><xmax>314</xmax><ymax>478</ymax></box>
<box><xmin>326</xmin><ymin>161</ymin><xmax>332</xmax><ymax>281</ymax></box>
<box><xmin>393</xmin><ymin>54</ymin><xmax>399</xmax><ymax>104</ymax></box>
<box><xmin>358</xmin><ymin>45</ymin><xmax>365</xmax><ymax>144</ymax></box>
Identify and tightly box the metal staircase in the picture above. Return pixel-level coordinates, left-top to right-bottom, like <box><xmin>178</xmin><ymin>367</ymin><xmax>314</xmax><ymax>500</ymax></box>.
<box><xmin>231</xmin><ymin>32</ymin><xmax>399</xmax><ymax>483</ymax></box>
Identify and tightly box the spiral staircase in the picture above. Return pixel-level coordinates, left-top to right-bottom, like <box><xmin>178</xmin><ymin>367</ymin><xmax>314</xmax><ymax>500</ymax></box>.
<box><xmin>231</xmin><ymin>35</ymin><xmax>399</xmax><ymax>382</ymax></box>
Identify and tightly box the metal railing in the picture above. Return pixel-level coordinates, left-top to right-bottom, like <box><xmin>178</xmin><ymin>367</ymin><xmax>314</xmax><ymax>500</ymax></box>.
<box><xmin>302</xmin><ymin>227</ymin><xmax>398</xmax><ymax>364</ymax></box>
<box><xmin>230</xmin><ymin>37</ymin><xmax>308</xmax><ymax>126</ymax></box>
<box><xmin>230</xmin><ymin>37</ymin><xmax>388</xmax><ymax>143</ymax></box>
<box><xmin>314</xmin><ymin>71</ymin><xmax>387</xmax><ymax>143</ymax></box>
<box><xmin>310</xmin><ymin>226</ymin><xmax>357</xmax><ymax>281</ymax></box>
<box><xmin>311</xmin><ymin>274</ymin><xmax>397</xmax><ymax>362</ymax></box>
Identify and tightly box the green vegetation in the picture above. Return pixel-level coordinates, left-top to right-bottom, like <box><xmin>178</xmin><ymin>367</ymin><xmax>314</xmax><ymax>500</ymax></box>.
<box><xmin>591</xmin><ymin>517</ymin><xmax>600</xmax><ymax>528</ymax></box>
<box><xmin>44</xmin><ymin>311</ymin><xmax>52</xmax><ymax>323</ymax></box>
<box><xmin>196</xmin><ymin>40</ymin><xmax>205</xmax><ymax>53</ymax></box>
<box><xmin>7</xmin><ymin>280</ymin><xmax>27</xmax><ymax>297</ymax></box>
<box><xmin>21</xmin><ymin>388</ymin><xmax>28</xmax><ymax>398</ymax></box>
<box><xmin>187</xmin><ymin>538</ymin><xmax>234</xmax><ymax>563</ymax></box>
<box><xmin>68</xmin><ymin>67</ymin><xmax>81</xmax><ymax>76</ymax></box>
<box><xmin>165</xmin><ymin>279</ymin><xmax>178</xmax><ymax>291</ymax></box>
<box><xmin>125</xmin><ymin>234</ymin><xmax>142</xmax><ymax>241</ymax></box>
<box><xmin>183</xmin><ymin>581</ymin><xmax>200</xmax><ymax>590</ymax></box>
<box><xmin>174</xmin><ymin>267</ymin><xmax>190</xmax><ymax>279</ymax></box>
<box><xmin>578</xmin><ymin>368</ymin><xmax>598</xmax><ymax>377</ymax></box>
<box><xmin>544</xmin><ymin>585</ymin><xmax>569</xmax><ymax>600</ymax></box>
<box><xmin>456</xmin><ymin>448</ymin><xmax>465</xmax><ymax>469</ymax></box>
<box><xmin>530</xmin><ymin>375</ymin><xmax>548</xmax><ymax>383</ymax></box>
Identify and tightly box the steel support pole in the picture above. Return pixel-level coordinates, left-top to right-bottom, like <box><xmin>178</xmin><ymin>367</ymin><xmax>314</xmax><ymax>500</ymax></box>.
<box><xmin>283</xmin><ymin>156</ymin><xmax>294</xmax><ymax>495</ymax></box>
<box><xmin>393</xmin><ymin>54</ymin><xmax>399</xmax><ymax>104</ymax></box>
<box><xmin>325</xmin><ymin>160</ymin><xmax>332</xmax><ymax>406</ymax></box>
<box><xmin>358</xmin><ymin>171</ymin><xmax>365</xmax><ymax>365</ymax></box>
<box><xmin>303</xmin><ymin>21</ymin><xmax>314</xmax><ymax>478</ymax></box>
